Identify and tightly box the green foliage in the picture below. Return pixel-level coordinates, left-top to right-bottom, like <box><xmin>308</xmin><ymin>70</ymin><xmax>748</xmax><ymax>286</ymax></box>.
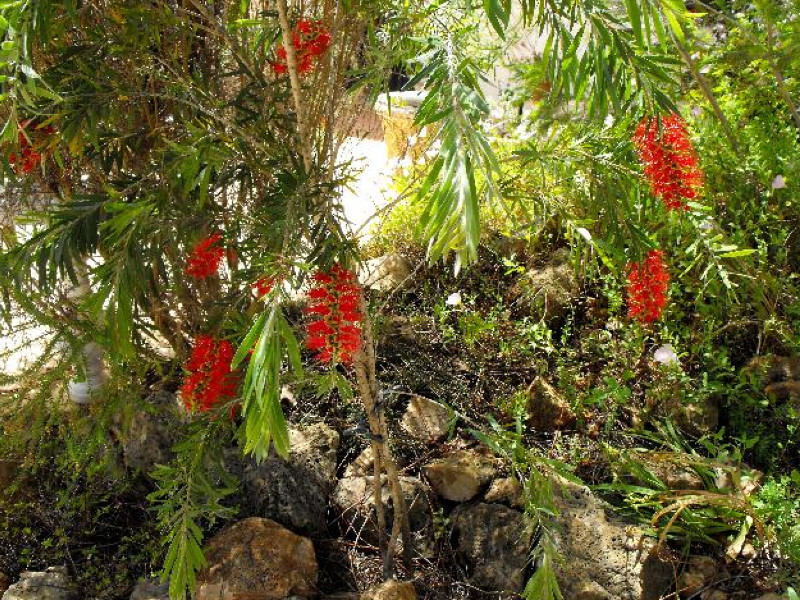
<box><xmin>597</xmin><ymin>424</ymin><xmax>763</xmax><ymax>548</ymax></box>
<box><xmin>473</xmin><ymin>415</ymin><xmax>583</xmax><ymax>600</ymax></box>
<box><xmin>234</xmin><ymin>302</ymin><xmax>303</xmax><ymax>461</ymax></box>
<box><xmin>753</xmin><ymin>474</ymin><xmax>800</xmax><ymax>577</ymax></box>
<box><xmin>148</xmin><ymin>421</ymin><xmax>237</xmax><ymax>600</ymax></box>
<box><xmin>0</xmin><ymin>369</ymin><xmax>161</xmax><ymax>598</ymax></box>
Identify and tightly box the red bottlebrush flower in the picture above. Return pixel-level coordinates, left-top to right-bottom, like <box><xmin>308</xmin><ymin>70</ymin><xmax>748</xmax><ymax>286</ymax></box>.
<box><xmin>8</xmin><ymin>121</ymin><xmax>53</xmax><ymax>175</ymax></box>
<box><xmin>304</xmin><ymin>265</ymin><xmax>363</xmax><ymax>365</ymax></box>
<box><xmin>180</xmin><ymin>335</ymin><xmax>239</xmax><ymax>414</ymax></box>
<box><xmin>253</xmin><ymin>277</ymin><xmax>275</xmax><ymax>298</ymax></box>
<box><xmin>270</xmin><ymin>18</ymin><xmax>331</xmax><ymax>76</ymax></box>
<box><xmin>633</xmin><ymin>114</ymin><xmax>704</xmax><ymax>211</ymax></box>
<box><xmin>185</xmin><ymin>232</ymin><xmax>225</xmax><ymax>279</ymax></box>
<box><xmin>626</xmin><ymin>250</ymin><xmax>670</xmax><ymax>324</ymax></box>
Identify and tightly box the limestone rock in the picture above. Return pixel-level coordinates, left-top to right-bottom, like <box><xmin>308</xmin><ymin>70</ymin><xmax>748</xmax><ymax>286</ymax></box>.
<box><xmin>129</xmin><ymin>579</ymin><xmax>169</xmax><ymax>600</ymax></box>
<box><xmin>484</xmin><ymin>477</ymin><xmax>524</xmax><ymax>508</ymax></box>
<box><xmin>526</xmin><ymin>377</ymin><xmax>576</xmax><ymax>431</ymax></box>
<box><xmin>332</xmin><ymin>475</ymin><xmax>431</xmax><ymax>545</ymax></box>
<box><xmin>227</xmin><ymin>422</ymin><xmax>339</xmax><ymax>534</ymax></box>
<box><xmin>363</xmin><ymin>580</ymin><xmax>417</xmax><ymax>600</ymax></box>
<box><xmin>450</xmin><ymin>503</ymin><xmax>532</xmax><ymax>593</ymax></box>
<box><xmin>195</xmin><ymin>518</ymin><xmax>317</xmax><ymax>600</ymax></box>
<box><xmin>423</xmin><ymin>450</ymin><xmax>496</xmax><ymax>502</ymax></box>
<box><xmin>400</xmin><ymin>396</ymin><xmax>452</xmax><ymax>443</ymax></box>
<box><xmin>119</xmin><ymin>391</ymin><xmax>182</xmax><ymax>473</ymax></box>
<box><xmin>2</xmin><ymin>567</ymin><xmax>75</xmax><ymax>600</ymax></box>
<box><xmin>360</xmin><ymin>254</ymin><xmax>412</xmax><ymax>292</ymax></box>
<box><xmin>344</xmin><ymin>447</ymin><xmax>374</xmax><ymax>478</ymax></box>
<box><xmin>550</xmin><ymin>477</ymin><xmax>673</xmax><ymax>600</ymax></box>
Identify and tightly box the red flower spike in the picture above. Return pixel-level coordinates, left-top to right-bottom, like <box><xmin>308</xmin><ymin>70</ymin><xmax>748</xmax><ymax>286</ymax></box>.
<box><xmin>304</xmin><ymin>265</ymin><xmax>363</xmax><ymax>365</ymax></box>
<box><xmin>626</xmin><ymin>250</ymin><xmax>670</xmax><ymax>324</ymax></box>
<box><xmin>185</xmin><ymin>233</ymin><xmax>225</xmax><ymax>279</ymax></box>
<box><xmin>633</xmin><ymin>114</ymin><xmax>704</xmax><ymax>212</ymax></box>
<box><xmin>180</xmin><ymin>335</ymin><xmax>239</xmax><ymax>415</ymax></box>
<box><xmin>270</xmin><ymin>18</ymin><xmax>331</xmax><ymax>77</ymax></box>
<box><xmin>9</xmin><ymin>121</ymin><xmax>53</xmax><ymax>175</ymax></box>
<box><xmin>253</xmin><ymin>277</ymin><xmax>275</xmax><ymax>298</ymax></box>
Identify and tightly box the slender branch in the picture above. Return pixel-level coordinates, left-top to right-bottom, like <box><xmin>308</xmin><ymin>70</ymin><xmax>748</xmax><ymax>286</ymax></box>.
<box><xmin>276</xmin><ymin>0</ymin><xmax>313</xmax><ymax>173</ymax></box>
<box><xmin>671</xmin><ymin>34</ymin><xmax>740</xmax><ymax>155</ymax></box>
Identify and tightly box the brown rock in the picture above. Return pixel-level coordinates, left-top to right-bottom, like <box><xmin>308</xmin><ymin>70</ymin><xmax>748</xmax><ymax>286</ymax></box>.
<box><xmin>701</xmin><ymin>591</ymin><xmax>729</xmax><ymax>600</ymax></box>
<box><xmin>0</xmin><ymin>458</ymin><xmax>20</xmax><ymax>491</ymax></box>
<box><xmin>516</xmin><ymin>247</ymin><xmax>578</xmax><ymax>320</ymax></box>
<box><xmin>752</xmin><ymin>595</ymin><xmax>789</xmax><ymax>600</ymax></box>
<box><xmin>195</xmin><ymin>518</ymin><xmax>317</xmax><ymax>600</ymax></box>
<box><xmin>526</xmin><ymin>377</ymin><xmax>576</xmax><ymax>431</ymax></box>
<box><xmin>484</xmin><ymin>477</ymin><xmax>524</xmax><ymax>508</ymax></box>
<box><xmin>0</xmin><ymin>571</ymin><xmax>11</xmax><ymax>594</ymax></box>
<box><xmin>400</xmin><ymin>396</ymin><xmax>452</xmax><ymax>443</ymax></box>
<box><xmin>423</xmin><ymin>451</ymin><xmax>496</xmax><ymax>502</ymax></box>
<box><xmin>363</xmin><ymin>580</ymin><xmax>417</xmax><ymax>600</ymax></box>
<box><xmin>745</xmin><ymin>355</ymin><xmax>800</xmax><ymax>383</ymax></box>
<box><xmin>764</xmin><ymin>381</ymin><xmax>800</xmax><ymax>402</ymax></box>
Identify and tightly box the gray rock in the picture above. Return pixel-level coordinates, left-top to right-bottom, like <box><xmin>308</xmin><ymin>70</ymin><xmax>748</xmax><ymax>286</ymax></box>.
<box><xmin>195</xmin><ymin>518</ymin><xmax>317</xmax><ymax>600</ymax></box>
<box><xmin>450</xmin><ymin>502</ymin><xmax>533</xmax><ymax>593</ymax></box>
<box><xmin>332</xmin><ymin>475</ymin><xmax>432</xmax><ymax>545</ymax></box>
<box><xmin>2</xmin><ymin>567</ymin><xmax>75</xmax><ymax>600</ymax></box>
<box><xmin>550</xmin><ymin>477</ymin><xmax>673</xmax><ymax>600</ymax></box>
<box><xmin>423</xmin><ymin>450</ymin><xmax>497</xmax><ymax>502</ymax></box>
<box><xmin>118</xmin><ymin>391</ymin><xmax>182</xmax><ymax>473</ymax></box>
<box><xmin>227</xmin><ymin>422</ymin><xmax>340</xmax><ymax>535</ymax></box>
<box><xmin>129</xmin><ymin>579</ymin><xmax>169</xmax><ymax>600</ymax></box>
<box><xmin>400</xmin><ymin>396</ymin><xmax>452</xmax><ymax>443</ymax></box>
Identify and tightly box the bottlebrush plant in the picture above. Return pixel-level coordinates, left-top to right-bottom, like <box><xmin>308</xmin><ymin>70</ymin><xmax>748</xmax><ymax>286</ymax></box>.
<box><xmin>180</xmin><ymin>335</ymin><xmax>238</xmax><ymax>414</ymax></box>
<box><xmin>626</xmin><ymin>250</ymin><xmax>670</xmax><ymax>323</ymax></box>
<box><xmin>633</xmin><ymin>113</ymin><xmax>704</xmax><ymax>211</ymax></box>
<box><xmin>305</xmin><ymin>265</ymin><xmax>362</xmax><ymax>365</ymax></box>
<box><xmin>0</xmin><ymin>0</ymin><xmax>766</xmax><ymax>598</ymax></box>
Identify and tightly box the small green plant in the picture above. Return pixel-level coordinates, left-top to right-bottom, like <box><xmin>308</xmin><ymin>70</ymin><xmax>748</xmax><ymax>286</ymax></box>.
<box><xmin>752</xmin><ymin>473</ymin><xmax>800</xmax><ymax>583</ymax></box>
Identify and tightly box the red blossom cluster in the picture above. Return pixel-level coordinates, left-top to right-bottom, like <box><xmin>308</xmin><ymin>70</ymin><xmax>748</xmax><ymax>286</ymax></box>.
<box><xmin>271</xmin><ymin>18</ymin><xmax>331</xmax><ymax>76</ymax></box>
<box><xmin>633</xmin><ymin>114</ymin><xmax>703</xmax><ymax>211</ymax></box>
<box><xmin>626</xmin><ymin>250</ymin><xmax>670</xmax><ymax>323</ymax></box>
<box><xmin>185</xmin><ymin>232</ymin><xmax>225</xmax><ymax>279</ymax></box>
<box><xmin>253</xmin><ymin>277</ymin><xmax>275</xmax><ymax>298</ymax></box>
<box><xmin>180</xmin><ymin>335</ymin><xmax>238</xmax><ymax>413</ymax></box>
<box><xmin>9</xmin><ymin>121</ymin><xmax>53</xmax><ymax>175</ymax></box>
<box><xmin>305</xmin><ymin>265</ymin><xmax>362</xmax><ymax>365</ymax></box>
